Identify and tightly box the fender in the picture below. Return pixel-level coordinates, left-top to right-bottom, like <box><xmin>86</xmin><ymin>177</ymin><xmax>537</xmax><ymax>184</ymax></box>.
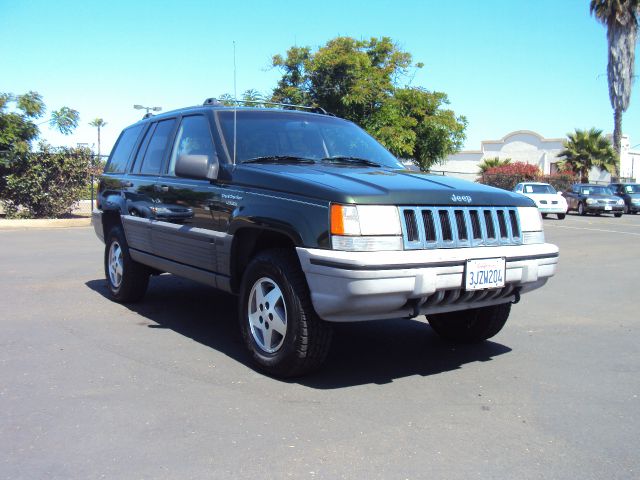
<box><xmin>227</xmin><ymin>199</ymin><xmax>330</xmax><ymax>249</ymax></box>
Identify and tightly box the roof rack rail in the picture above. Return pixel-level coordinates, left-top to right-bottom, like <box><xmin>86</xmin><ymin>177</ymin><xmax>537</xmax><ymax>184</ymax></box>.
<box><xmin>202</xmin><ymin>97</ymin><xmax>333</xmax><ymax>116</ymax></box>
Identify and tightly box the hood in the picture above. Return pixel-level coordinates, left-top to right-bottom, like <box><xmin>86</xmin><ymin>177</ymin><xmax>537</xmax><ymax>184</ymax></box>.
<box><xmin>227</xmin><ymin>164</ymin><xmax>534</xmax><ymax>207</ymax></box>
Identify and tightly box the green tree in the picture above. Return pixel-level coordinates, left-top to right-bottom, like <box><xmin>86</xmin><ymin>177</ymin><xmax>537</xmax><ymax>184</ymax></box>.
<box><xmin>241</xmin><ymin>89</ymin><xmax>264</xmax><ymax>106</ymax></box>
<box><xmin>478</xmin><ymin>157</ymin><xmax>512</xmax><ymax>174</ymax></box>
<box><xmin>89</xmin><ymin>118</ymin><xmax>107</xmax><ymax>159</ymax></box>
<box><xmin>590</xmin><ymin>0</ymin><xmax>640</xmax><ymax>175</ymax></box>
<box><xmin>557</xmin><ymin>128</ymin><xmax>617</xmax><ymax>182</ymax></box>
<box><xmin>0</xmin><ymin>91</ymin><xmax>81</xmax><ymax>212</ymax></box>
<box><xmin>271</xmin><ymin>36</ymin><xmax>466</xmax><ymax>170</ymax></box>
<box><xmin>49</xmin><ymin>107</ymin><xmax>79</xmax><ymax>134</ymax></box>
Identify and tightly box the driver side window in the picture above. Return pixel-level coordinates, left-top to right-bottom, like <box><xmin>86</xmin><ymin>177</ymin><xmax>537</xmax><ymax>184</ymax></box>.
<box><xmin>168</xmin><ymin>115</ymin><xmax>215</xmax><ymax>176</ymax></box>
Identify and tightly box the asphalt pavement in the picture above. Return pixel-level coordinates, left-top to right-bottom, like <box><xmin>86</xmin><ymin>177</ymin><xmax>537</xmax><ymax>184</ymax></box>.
<box><xmin>1</xmin><ymin>213</ymin><xmax>638</xmax><ymax>479</ymax></box>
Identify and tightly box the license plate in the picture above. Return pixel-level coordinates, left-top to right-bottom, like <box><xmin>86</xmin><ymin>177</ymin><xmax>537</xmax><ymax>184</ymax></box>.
<box><xmin>465</xmin><ymin>258</ymin><xmax>506</xmax><ymax>291</ymax></box>
<box><xmin>605</xmin><ymin>205</ymin><xmax>612</xmax><ymax>211</ymax></box>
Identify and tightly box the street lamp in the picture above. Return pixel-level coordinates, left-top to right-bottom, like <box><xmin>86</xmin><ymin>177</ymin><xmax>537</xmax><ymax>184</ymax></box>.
<box><xmin>133</xmin><ymin>104</ymin><xmax>162</xmax><ymax>114</ymax></box>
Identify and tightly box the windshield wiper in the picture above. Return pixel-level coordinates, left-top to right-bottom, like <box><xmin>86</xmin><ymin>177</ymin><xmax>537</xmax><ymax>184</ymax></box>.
<box><xmin>242</xmin><ymin>155</ymin><xmax>317</xmax><ymax>165</ymax></box>
<box><xmin>321</xmin><ymin>156</ymin><xmax>381</xmax><ymax>167</ymax></box>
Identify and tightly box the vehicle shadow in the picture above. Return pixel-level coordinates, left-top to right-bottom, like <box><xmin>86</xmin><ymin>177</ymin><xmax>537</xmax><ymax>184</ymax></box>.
<box><xmin>86</xmin><ymin>275</ymin><xmax>512</xmax><ymax>389</ymax></box>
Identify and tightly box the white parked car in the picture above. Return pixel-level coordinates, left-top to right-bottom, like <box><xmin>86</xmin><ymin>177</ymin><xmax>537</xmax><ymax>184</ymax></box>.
<box><xmin>514</xmin><ymin>182</ymin><xmax>568</xmax><ymax>219</ymax></box>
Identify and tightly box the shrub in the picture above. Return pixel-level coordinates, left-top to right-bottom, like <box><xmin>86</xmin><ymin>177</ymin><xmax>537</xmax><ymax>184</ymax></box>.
<box><xmin>1</xmin><ymin>144</ymin><xmax>92</xmax><ymax>218</ymax></box>
<box><xmin>479</xmin><ymin>162</ymin><xmax>542</xmax><ymax>190</ymax></box>
<box><xmin>544</xmin><ymin>171</ymin><xmax>577</xmax><ymax>192</ymax></box>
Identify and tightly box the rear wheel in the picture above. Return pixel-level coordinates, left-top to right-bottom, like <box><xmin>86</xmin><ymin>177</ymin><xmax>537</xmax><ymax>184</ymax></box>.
<box><xmin>427</xmin><ymin>303</ymin><xmax>511</xmax><ymax>344</ymax></box>
<box><xmin>614</xmin><ymin>212</ymin><xmax>623</xmax><ymax>218</ymax></box>
<box><xmin>104</xmin><ymin>226</ymin><xmax>150</xmax><ymax>302</ymax></box>
<box><xmin>541</xmin><ymin>213</ymin><xmax>548</xmax><ymax>219</ymax></box>
<box><xmin>557</xmin><ymin>213</ymin><xmax>566</xmax><ymax>220</ymax></box>
<box><xmin>239</xmin><ymin>249</ymin><xmax>332</xmax><ymax>377</ymax></box>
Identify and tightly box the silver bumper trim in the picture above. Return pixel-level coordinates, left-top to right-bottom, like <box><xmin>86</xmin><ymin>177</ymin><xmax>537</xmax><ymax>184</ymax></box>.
<box><xmin>297</xmin><ymin>243</ymin><xmax>559</xmax><ymax>322</ymax></box>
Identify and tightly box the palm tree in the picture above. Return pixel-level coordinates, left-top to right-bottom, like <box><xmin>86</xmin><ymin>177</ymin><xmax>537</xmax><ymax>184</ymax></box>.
<box><xmin>557</xmin><ymin>128</ymin><xmax>617</xmax><ymax>182</ymax></box>
<box><xmin>49</xmin><ymin>107</ymin><xmax>80</xmax><ymax>135</ymax></box>
<box><xmin>478</xmin><ymin>157</ymin><xmax>511</xmax><ymax>174</ymax></box>
<box><xmin>89</xmin><ymin>118</ymin><xmax>107</xmax><ymax>160</ymax></box>
<box><xmin>590</xmin><ymin>0</ymin><xmax>640</xmax><ymax>176</ymax></box>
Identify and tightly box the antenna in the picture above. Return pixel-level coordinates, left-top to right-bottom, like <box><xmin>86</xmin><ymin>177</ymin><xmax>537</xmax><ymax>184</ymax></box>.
<box><xmin>233</xmin><ymin>41</ymin><xmax>237</xmax><ymax>165</ymax></box>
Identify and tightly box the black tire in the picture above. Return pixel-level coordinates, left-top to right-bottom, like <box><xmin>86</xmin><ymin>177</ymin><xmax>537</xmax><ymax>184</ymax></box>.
<box><xmin>104</xmin><ymin>226</ymin><xmax>150</xmax><ymax>302</ymax></box>
<box><xmin>614</xmin><ymin>212</ymin><xmax>623</xmax><ymax>218</ymax></box>
<box><xmin>238</xmin><ymin>249</ymin><xmax>333</xmax><ymax>378</ymax></box>
<box><xmin>578</xmin><ymin>202</ymin><xmax>587</xmax><ymax>216</ymax></box>
<box><xmin>541</xmin><ymin>213</ymin><xmax>548</xmax><ymax>219</ymax></box>
<box><xmin>557</xmin><ymin>213</ymin><xmax>566</xmax><ymax>220</ymax></box>
<box><xmin>427</xmin><ymin>303</ymin><xmax>511</xmax><ymax>344</ymax></box>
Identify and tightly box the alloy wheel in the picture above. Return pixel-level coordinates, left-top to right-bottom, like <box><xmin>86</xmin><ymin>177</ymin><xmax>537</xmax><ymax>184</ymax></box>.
<box><xmin>108</xmin><ymin>241</ymin><xmax>124</xmax><ymax>288</ymax></box>
<box><xmin>247</xmin><ymin>277</ymin><xmax>287</xmax><ymax>354</ymax></box>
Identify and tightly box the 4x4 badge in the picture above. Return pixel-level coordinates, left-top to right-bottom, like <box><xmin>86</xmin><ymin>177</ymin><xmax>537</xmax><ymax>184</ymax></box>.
<box><xmin>451</xmin><ymin>194</ymin><xmax>472</xmax><ymax>203</ymax></box>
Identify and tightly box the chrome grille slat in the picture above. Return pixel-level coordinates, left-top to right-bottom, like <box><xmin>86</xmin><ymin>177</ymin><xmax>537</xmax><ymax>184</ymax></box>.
<box><xmin>400</xmin><ymin>206</ymin><xmax>522</xmax><ymax>249</ymax></box>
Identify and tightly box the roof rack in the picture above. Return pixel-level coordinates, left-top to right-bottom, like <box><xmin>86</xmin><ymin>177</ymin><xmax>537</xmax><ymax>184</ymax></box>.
<box><xmin>202</xmin><ymin>97</ymin><xmax>333</xmax><ymax>115</ymax></box>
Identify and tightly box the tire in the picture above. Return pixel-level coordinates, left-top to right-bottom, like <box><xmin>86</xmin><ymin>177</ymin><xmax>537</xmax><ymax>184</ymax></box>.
<box><xmin>238</xmin><ymin>249</ymin><xmax>333</xmax><ymax>378</ymax></box>
<box><xmin>578</xmin><ymin>202</ymin><xmax>587</xmax><ymax>216</ymax></box>
<box><xmin>557</xmin><ymin>213</ymin><xmax>566</xmax><ymax>220</ymax></box>
<box><xmin>427</xmin><ymin>303</ymin><xmax>511</xmax><ymax>344</ymax></box>
<box><xmin>541</xmin><ymin>213</ymin><xmax>548</xmax><ymax>219</ymax></box>
<box><xmin>104</xmin><ymin>226</ymin><xmax>150</xmax><ymax>302</ymax></box>
<box><xmin>614</xmin><ymin>212</ymin><xmax>623</xmax><ymax>218</ymax></box>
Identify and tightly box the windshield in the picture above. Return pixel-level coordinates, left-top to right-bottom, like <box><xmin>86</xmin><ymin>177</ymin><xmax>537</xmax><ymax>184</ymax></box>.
<box><xmin>623</xmin><ymin>184</ymin><xmax>640</xmax><ymax>194</ymax></box>
<box><xmin>579</xmin><ymin>186</ymin><xmax>613</xmax><ymax>195</ymax></box>
<box><xmin>523</xmin><ymin>184</ymin><xmax>556</xmax><ymax>194</ymax></box>
<box><xmin>215</xmin><ymin>110</ymin><xmax>403</xmax><ymax>169</ymax></box>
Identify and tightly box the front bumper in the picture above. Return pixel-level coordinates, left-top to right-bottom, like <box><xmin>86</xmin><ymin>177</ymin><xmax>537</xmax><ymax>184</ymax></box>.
<box><xmin>297</xmin><ymin>243</ymin><xmax>559</xmax><ymax>322</ymax></box>
<box><xmin>538</xmin><ymin>206</ymin><xmax>567</xmax><ymax>214</ymax></box>
<box><xmin>585</xmin><ymin>204</ymin><xmax>624</xmax><ymax>214</ymax></box>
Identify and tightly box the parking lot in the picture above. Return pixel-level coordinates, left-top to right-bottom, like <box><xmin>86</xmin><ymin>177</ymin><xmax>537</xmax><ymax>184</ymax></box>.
<box><xmin>1</xmin><ymin>213</ymin><xmax>639</xmax><ymax>479</ymax></box>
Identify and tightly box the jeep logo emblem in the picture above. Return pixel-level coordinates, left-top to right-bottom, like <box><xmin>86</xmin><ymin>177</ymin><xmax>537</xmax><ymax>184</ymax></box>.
<box><xmin>451</xmin><ymin>194</ymin><xmax>472</xmax><ymax>203</ymax></box>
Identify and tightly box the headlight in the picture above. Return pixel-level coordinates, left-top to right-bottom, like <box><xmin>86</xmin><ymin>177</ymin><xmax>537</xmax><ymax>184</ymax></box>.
<box><xmin>151</xmin><ymin>206</ymin><xmax>172</xmax><ymax>215</ymax></box>
<box><xmin>330</xmin><ymin>204</ymin><xmax>402</xmax><ymax>251</ymax></box>
<box><xmin>517</xmin><ymin>207</ymin><xmax>545</xmax><ymax>244</ymax></box>
<box><xmin>632</xmin><ymin>198</ymin><xmax>640</xmax><ymax>204</ymax></box>
<box><xmin>617</xmin><ymin>199</ymin><xmax>625</xmax><ymax>205</ymax></box>
<box><xmin>586</xmin><ymin>198</ymin><xmax>596</xmax><ymax>205</ymax></box>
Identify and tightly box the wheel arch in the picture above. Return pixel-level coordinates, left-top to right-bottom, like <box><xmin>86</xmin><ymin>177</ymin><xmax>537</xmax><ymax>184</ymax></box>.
<box><xmin>229</xmin><ymin>226</ymin><xmax>299</xmax><ymax>293</ymax></box>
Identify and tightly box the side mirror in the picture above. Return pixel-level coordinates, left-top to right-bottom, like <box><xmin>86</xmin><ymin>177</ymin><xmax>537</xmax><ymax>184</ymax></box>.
<box><xmin>175</xmin><ymin>154</ymin><xmax>219</xmax><ymax>180</ymax></box>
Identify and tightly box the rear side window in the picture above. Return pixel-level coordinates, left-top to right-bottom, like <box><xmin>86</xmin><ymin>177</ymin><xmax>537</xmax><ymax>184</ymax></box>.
<box><xmin>105</xmin><ymin>125</ymin><xmax>143</xmax><ymax>173</ymax></box>
<box><xmin>138</xmin><ymin>119</ymin><xmax>176</xmax><ymax>175</ymax></box>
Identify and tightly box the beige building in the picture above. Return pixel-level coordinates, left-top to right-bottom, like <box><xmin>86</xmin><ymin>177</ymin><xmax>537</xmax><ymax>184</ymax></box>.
<box><xmin>436</xmin><ymin>130</ymin><xmax>638</xmax><ymax>183</ymax></box>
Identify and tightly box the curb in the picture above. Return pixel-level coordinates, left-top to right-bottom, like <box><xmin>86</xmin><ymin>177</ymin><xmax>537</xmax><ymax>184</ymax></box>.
<box><xmin>0</xmin><ymin>218</ymin><xmax>91</xmax><ymax>230</ymax></box>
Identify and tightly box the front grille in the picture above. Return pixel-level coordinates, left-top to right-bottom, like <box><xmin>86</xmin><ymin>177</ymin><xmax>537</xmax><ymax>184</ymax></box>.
<box><xmin>400</xmin><ymin>206</ymin><xmax>522</xmax><ymax>249</ymax></box>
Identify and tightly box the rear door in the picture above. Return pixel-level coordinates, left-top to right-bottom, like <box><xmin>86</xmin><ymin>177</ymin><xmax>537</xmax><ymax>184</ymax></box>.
<box><xmin>121</xmin><ymin>118</ymin><xmax>177</xmax><ymax>254</ymax></box>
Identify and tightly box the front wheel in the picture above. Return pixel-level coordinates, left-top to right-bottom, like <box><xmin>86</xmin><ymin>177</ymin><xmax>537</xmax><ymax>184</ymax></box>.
<box><xmin>578</xmin><ymin>202</ymin><xmax>587</xmax><ymax>216</ymax></box>
<box><xmin>104</xmin><ymin>226</ymin><xmax>150</xmax><ymax>302</ymax></box>
<box><xmin>239</xmin><ymin>249</ymin><xmax>332</xmax><ymax>377</ymax></box>
<box><xmin>427</xmin><ymin>303</ymin><xmax>511</xmax><ymax>344</ymax></box>
<box><xmin>614</xmin><ymin>212</ymin><xmax>623</xmax><ymax>218</ymax></box>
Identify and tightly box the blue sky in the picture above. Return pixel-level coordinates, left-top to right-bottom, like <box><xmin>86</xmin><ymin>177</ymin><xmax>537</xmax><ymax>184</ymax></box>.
<box><xmin>2</xmin><ymin>0</ymin><xmax>638</xmax><ymax>156</ymax></box>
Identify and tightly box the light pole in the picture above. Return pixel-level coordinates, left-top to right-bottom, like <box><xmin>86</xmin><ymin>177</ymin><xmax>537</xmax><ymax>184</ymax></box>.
<box><xmin>133</xmin><ymin>104</ymin><xmax>162</xmax><ymax>115</ymax></box>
